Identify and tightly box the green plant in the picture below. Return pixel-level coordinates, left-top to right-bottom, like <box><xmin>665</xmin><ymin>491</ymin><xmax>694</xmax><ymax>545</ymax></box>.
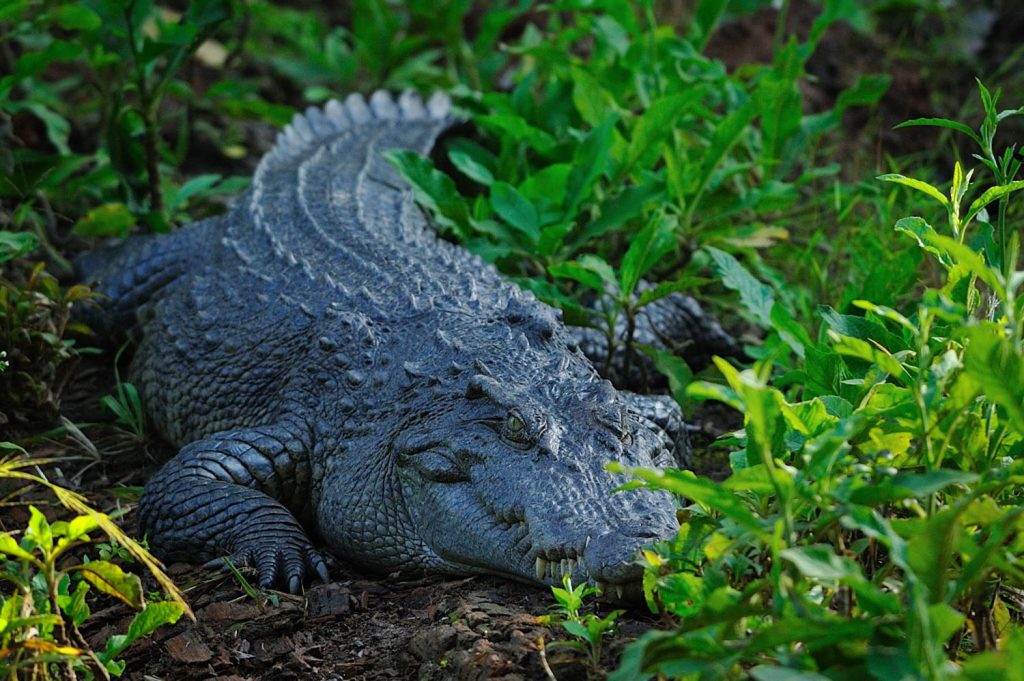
<box><xmin>221</xmin><ymin>557</ymin><xmax>278</xmax><ymax>610</ymax></box>
<box><xmin>1</xmin><ymin>0</ymin><xmax>247</xmax><ymax>240</ymax></box>
<box><xmin>76</xmin><ymin>0</ymin><xmax>234</xmax><ymax>229</ymax></box>
<box><xmin>539</xmin><ymin>574</ymin><xmax>624</xmax><ymax>673</ymax></box>
<box><xmin>0</xmin><ymin>455</ymin><xmax>192</xmax><ymax>680</ymax></box>
<box><xmin>100</xmin><ymin>345</ymin><xmax>146</xmax><ymax>438</ymax></box>
<box><xmin>0</xmin><ymin>252</ymin><xmax>94</xmax><ymax>422</ymax></box>
<box><xmin>611</xmin><ymin>81</ymin><xmax>1024</xmax><ymax>679</ymax></box>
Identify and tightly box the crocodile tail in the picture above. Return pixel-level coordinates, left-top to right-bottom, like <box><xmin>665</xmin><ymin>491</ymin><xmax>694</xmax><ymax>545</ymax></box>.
<box><xmin>258</xmin><ymin>90</ymin><xmax>457</xmax><ymax>172</ymax></box>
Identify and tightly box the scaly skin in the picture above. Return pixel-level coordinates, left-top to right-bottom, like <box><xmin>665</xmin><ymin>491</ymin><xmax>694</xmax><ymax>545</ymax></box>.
<box><xmin>80</xmin><ymin>91</ymin><xmax>732</xmax><ymax>594</ymax></box>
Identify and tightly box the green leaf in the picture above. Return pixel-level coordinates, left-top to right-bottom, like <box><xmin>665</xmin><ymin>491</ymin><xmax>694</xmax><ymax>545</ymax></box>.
<box><xmin>167</xmin><ymin>173</ymin><xmax>226</xmax><ymax>213</ymax></box>
<box><xmin>894</xmin><ymin>217</ymin><xmax>953</xmax><ymax>268</ymax></box>
<box><xmin>563</xmin><ymin>620</ymin><xmax>591</xmax><ymax>640</ymax></box>
<box><xmin>636</xmin><ymin>277</ymin><xmax>711</xmax><ymax>308</ymax></box>
<box><xmin>688</xmin><ymin>0</ymin><xmax>728</xmax><ymax>50</ymax></box>
<box><xmin>754</xmin><ymin>68</ymin><xmax>802</xmax><ymax>165</ymax></box>
<box><xmin>21</xmin><ymin>102</ymin><xmax>71</xmax><ymax>154</ymax></box>
<box><xmin>770</xmin><ymin>303</ymin><xmax>812</xmax><ymax>358</ymax></box>
<box><xmin>27</xmin><ymin>506</ymin><xmax>53</xmax><ymax>554</ymax></box>
<box><xmin>77</xmin><ymin>561</ymin><xmax>144</xmax><ymax>609</ymax></box>
<box><xmin>518</xmin><ymin>164</ymin><xmax>570</xmax><ymax>205</ymax></box>
<box><xmin>622</xmin><ymin>92</ymin><xmax>700</xmax><ymax>177</ymax></box>
<box><xmin>707</xmin><ymin>247</ymin><xmax>774</xmax><ymax>327</ymax></box>
<box><xmin>579</xmin><ymin>182</ymin><xmax>665</xmax><ymax>243</ymax></box>
<box><xmin>0</xmin><ymin>532</ymin><xmax>37</xmax><ymax>563</ymax></box>
<box><xmin>819</xmin><ymin>306</ymin><xmax>907</xmax><ymax>352</ymax></box>
<box><xmin>565</xmin><ymin>117</ymin><xmax>615</xmax><ymax>215</ymax></box>
<box><xmin>448</xmin><ymin>150</ymin><xmax>494</xmax><ymax>186</ymax></box>
<box><xmin>490</xmin><ymin>182</ymin><xmax>540</xmax><ymax>244</ymax></box>
<box><xmin>65</xmin><ymin>580</ymin><xmax>91</xmax><ymax>627</ymax></box>
<box><xmin>963</xmin><ymin>181</ymin><xmax>1024</xmax><ymax>227</ymax></box>
<box><xmin>931</xmin><ymin>233</ymin><xmax>1006</xmax><ymax>299</ymax></box>
<box><xmin>548</xmin><ymin>255</ymin><xmax>617</xmax><ymax>294</ymax></box>
<box><xmin>929</xmin><ymin>603</ymin><xmax>966</xmax><ymax>645</ymax></box>
<box><xmin>14</xmin><ymin>39</ymin><xmax>81</xmax><ymax>78</ymax></box>
<box><xmin>73</xmin><ymin>203</ymin><xmax>136</xmax><ymax>239</ymax></box>
<box><xmin>828</xmin><ymin>332</ymin><xmax>905</xmax><ymax>378</ymax></box>
<box><xmin>127</xmin><ymin>600</ymin><xmax>184</xmax><ymax>640</ymax></box>
<box><xmin>476</xmin><ymin>112</ymin><xmax>555</xmax><ymax>153</ymax></box>
<box><xmin>571</xmin><ymin>67</ymin><xmax>617</xmax><ymax>127</ymax></box>
<box><xmin>889</xmin><ymin>470</ymin><xmax>978</xmax><ymax>497</ymax></box>
<box><xmin>962</xmin><ymin>325</ymin><xmax>1024</xmax><ymax>436</ymax></box>
<box><xmin>0</xmin><ymin>231</ymin><xmax>40</xmax><ymax>263</ymax></box>
<box><xmin>620</xmin><ymin>214</ymin><xmax>677</xmax><ymax>296</ymax></box>
<box><xmin>0</xmin><ymin>1</ymin><xmax>27</xmax><ymax>23</ymax></box>
<box><xmin>894</xmin><ymin>117</ymin><xmax>982</xmax><ymax>146</ymax></box>
<box><xmin>52</xmin><ymin>4</ymin><xmax>102</xmax><ymax>31</ymax></box>
<box><xmin>906</xmin><ymin>507</ymin><xmax>960</xmax><ymax>603</ymax></box>
<box><xmin>693</xmin><ymin>101</ymin><xmax>757</xmax><ymax>200</ymax></box>
<box><xmin>102</xmin><ymin>601</ymin><xmax>184</xmax><ymax>661</ymax></box>
<box><xmin>835</xmin><ymin>74</ymin><xmax>891</xmax><ymax>110</ymax></box>
<box><xmin>878</xmin><ymin>174</ymin><xmax>949</xmax><ymax>207</ymax></box>
<box><xmin>750</xmin><ymin>666</ymin><xmax>833</xmax><ymax>681</ymax></box>
<box><xmin>385</xmin><ymin>150</ymin><xmax>470</xmax><ymax>238</ymax></box>
<box><xmin>640</xmin><ymin>346</ymin><xmax>693</xmax><ymax>406</ymax></box>
<box><xmin>620</xmin><ymin>467</ymin><xmax>770</xmax><ymax>541</ymax></box>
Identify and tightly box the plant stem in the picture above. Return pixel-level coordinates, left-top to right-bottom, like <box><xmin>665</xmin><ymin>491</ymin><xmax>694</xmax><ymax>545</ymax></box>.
<box><xmin>124</xmin><ymin>2</ymin><xmax>164</xmax><ymax>220</ymax></box>
<box><xmin>774</xmin><ymin>0</ymin><xmax>792</xmax><ymax>55</ymax></box>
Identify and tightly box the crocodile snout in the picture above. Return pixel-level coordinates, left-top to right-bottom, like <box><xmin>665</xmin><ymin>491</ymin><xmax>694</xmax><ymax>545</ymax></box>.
<box><xmin>581</xmin><ymin>516</ymin><xmax>678</xmax><ymax>587</ymax></box>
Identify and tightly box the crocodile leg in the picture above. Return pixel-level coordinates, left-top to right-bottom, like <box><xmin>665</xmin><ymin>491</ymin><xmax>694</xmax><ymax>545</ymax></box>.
<box><xmin>137</xmin><ymin>421</ymin><xmax>328</xmax><ymax>593</ymax></box>
<box><xmin>75</xmin><ymin>219</ymin><xmax>221</xmax><ymax>339</ymax></box>
<box><xmin>620</xmin><ymin>391</ymin><xmax>692</xmax><ymax>468</ymax></box>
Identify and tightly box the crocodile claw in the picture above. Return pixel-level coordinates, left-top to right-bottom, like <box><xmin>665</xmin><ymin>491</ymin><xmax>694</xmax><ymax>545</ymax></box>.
<box><xmin>204</xmin><ymin>537</ymin><xmax>330</xmax><ymax>594</ymax></box>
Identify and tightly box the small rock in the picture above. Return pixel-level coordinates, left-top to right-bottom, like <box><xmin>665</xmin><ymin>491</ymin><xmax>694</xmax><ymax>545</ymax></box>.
<box><xmin>164</xmin><ymin>629</ymin><xmax>214</xmax><ymax>664</ymax></box>
<box><xmin>408</xmin><ymin>624</ymin><xmax>457</xmax><ymax>661</ymax></box>
<box><xmin>464</xmin><ymin>608</ymin><xmax>490</xmax><ymax>629</ymax></box>
<box><xmin>306</xmin><ymin>583</ymin><xmax>352</xmax><ymax>619</ymax></box>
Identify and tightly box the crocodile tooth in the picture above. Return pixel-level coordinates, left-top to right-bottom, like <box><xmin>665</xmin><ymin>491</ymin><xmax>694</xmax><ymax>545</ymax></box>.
<box><xmin>567</xmin><ymin>558</ymin><xmax>577</xmax><ymax>574</ymax></box>
<box><xmin>535</xmin><ymin>558</ymin><xmax>546</xmax><ymax>581</ymax></box>
<box><xmin>615</xmin><ymin>585</ymin><xmax>624</xmax><ymax>600</ymax></box>
<box><xmin>560</xmin><ymin>559</ymin><xmax>568</xmax><ymax>578</ymax></box>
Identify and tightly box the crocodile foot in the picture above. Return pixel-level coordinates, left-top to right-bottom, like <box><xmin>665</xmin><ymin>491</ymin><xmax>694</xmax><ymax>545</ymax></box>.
<box><xmin>204</xmin><ymin>533</ymin><xmax>330</xmax><ymax>594</ymax></box>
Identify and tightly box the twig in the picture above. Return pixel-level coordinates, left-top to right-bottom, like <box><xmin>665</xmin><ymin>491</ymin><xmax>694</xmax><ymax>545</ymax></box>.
<box><xmin>537</xmin><ymin>636</ymin><xmax>558</xmax><ymax>681</ymax></box>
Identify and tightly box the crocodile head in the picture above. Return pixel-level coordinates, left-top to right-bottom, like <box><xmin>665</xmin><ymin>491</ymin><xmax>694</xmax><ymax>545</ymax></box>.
<box><xmin>385</xmin><ymin>370</ymin><xmax>680</xmax><ymax>594</ymax></box>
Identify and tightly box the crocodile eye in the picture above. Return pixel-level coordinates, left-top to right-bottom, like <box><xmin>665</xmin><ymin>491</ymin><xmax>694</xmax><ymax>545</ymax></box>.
<box><xmin>503</xmin><ymin>412</ymin><xmax>529</xmax><ymax>444</ymax></box>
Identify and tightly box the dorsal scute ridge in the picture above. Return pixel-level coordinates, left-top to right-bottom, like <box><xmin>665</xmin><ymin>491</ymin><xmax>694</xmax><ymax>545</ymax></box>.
<box><xmin>259</xmin><ymin>90</ymin><xmax>454</xmax><ymax>171</ymax></box>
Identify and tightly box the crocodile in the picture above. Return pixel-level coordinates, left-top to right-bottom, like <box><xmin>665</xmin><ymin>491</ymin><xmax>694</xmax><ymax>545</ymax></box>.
<box><xmin>79</xmin><ymin>91</ymin><xmax>739</xmax><ymax>595</ymax></box>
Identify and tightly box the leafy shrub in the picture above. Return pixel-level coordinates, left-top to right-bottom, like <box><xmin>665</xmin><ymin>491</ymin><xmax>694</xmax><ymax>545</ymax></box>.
<box><xmin>0</xmin><ymin>452</ymin><xmax>190</xmax><ymax>679</ymax></box>
<box><xmin>612</xmin><ymin>81</ymin><xmax>1024</xmax><ymax>680</ymax></box>
<box><xmin>0</xmin><ymin>238</ymin><xmax>93</xmax><ymax>424</ymax></box>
